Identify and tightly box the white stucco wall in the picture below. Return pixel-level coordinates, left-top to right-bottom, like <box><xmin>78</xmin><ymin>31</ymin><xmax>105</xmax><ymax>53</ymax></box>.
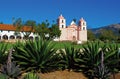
<box><xmin>79</xmin><ymin>30</ymin><xmax>87</xmax><ymax>42</ymax></box>
<box><xmin>0</xmin><ymin>30</ymin><xmax>37</xmax><ymax>40</ymax></box>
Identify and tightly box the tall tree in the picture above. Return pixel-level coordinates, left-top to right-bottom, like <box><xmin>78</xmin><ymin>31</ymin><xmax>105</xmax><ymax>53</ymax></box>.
<box><xmin>87</xmin><ymin>30</ymin><xmax>96</xmax><ymax>41</ymax></box>
<box><xmin>13</xmin><ymin>18</ymin><xmax>23</xmax><ymax>36</ymax></box>
<box><xmin>49</xmin><ymin>24</ymin><xmax>61</xmax><ymax>39</ymax></box>
<box><xmin>23</xmin><ymin>20</ymin><xmax>36</xmax><ymax>39</ymax></box>
<box><xmin>35</xmin><ymin>21</ymin><xmax>50</xmax><ymax>39</ymax></box>
<box><xmin>24</xmin><ymin>20</ymin><xmax>36</xmax><ymax>27</ymax></box>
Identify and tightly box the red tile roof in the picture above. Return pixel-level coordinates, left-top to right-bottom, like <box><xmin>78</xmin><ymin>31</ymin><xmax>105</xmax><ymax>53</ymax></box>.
<box><xmin>0</xmin><ymin>24</ymin><xmax>34</xmax><ymax>32</ymax></box>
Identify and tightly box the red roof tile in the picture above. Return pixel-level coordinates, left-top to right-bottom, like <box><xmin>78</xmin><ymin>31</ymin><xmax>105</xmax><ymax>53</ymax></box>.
<box><xmin>0</xmin><ymin>24</ymin><xmax>34</xmax><ymax>32</ymax></box>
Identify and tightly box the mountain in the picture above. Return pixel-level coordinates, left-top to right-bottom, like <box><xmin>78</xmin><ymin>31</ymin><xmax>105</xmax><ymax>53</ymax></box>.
<box><xmin>91</xmin><ymin>23</ymin><xmax>120</xmax><ymax>35</ymax></box>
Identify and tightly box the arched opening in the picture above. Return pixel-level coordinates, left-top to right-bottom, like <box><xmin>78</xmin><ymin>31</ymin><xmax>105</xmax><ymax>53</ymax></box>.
<box><xmin>83</xmin><ymin>27</ymin><xmax>85</xmax><ymax>30</ymax></box>
<box><xmin>10</xmin><ymin>35</ymin><xmax>15</xmax><ymax>39</ymax></box>
<box><xmin>29</xmin><ymin>36</ymin><xmax>33</xmax><ymax>40</ymax></box>
<box><xmin>2</xmin><ymin>35</ymin><xmax>8</xmax><ymax>40</ymax></box>
<box><xmin>35</xmin><ymin>37</ymin><xmax>39</xmax><ymax>40</ymax></box>
<box><xmin>23</xmin><ymin>36</ymin><xmax>28</xmax><ymax>40</ymax></box>
<box><xmin>16</xmin><ymin>36</ymin><xmax>22</xmax><ymax>39</ymax></box>
<box><xmin>73</xmin><ymin>36</ymin><xmax>76</xmax><ymax>41</ymax></box>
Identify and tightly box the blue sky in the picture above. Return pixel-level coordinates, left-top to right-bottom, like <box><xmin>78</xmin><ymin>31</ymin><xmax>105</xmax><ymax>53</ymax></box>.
<box><xmin>0</xmin><ymin>0</ymin><xmax>120</xmax><ymax>28</ymax></box>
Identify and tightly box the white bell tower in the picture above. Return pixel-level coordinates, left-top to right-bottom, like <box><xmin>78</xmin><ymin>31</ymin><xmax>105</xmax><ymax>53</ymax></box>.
<box><xmin>57</xmin><ymin>14</ymin><xmax>66</xmax><ymax>29</ymax></box>
<box><xmin>78</xmin><ymin>17</ymin><xmax>87</xmax><ymax>31</ymax></box>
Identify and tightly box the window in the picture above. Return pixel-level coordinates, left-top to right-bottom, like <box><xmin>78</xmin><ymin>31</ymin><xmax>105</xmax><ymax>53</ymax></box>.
<box><xmin>62</xmin><ymin>20</ymin><xmax>64</xmax><ymax>23</ymax></box>
<box><xmin>83</xmin><ymin>27</ymin><xmax>85</xmax><ymax>30</ymax></box>
<box><xmin>62</xmin><ymin>25</ymin><xmax>64</xmax><ymax>28</ymax></box>
<box><xmin>83</xmin><ymin>22</ymin><xmax>85</xmax><ymax>26</ymax></box>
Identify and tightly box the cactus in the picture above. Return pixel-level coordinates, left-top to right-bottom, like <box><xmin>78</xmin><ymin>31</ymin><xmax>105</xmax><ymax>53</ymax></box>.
<box><xmin>23</xmin><ymin>72</ymin><xmax>40</xmax><ymax>79</ymax></box>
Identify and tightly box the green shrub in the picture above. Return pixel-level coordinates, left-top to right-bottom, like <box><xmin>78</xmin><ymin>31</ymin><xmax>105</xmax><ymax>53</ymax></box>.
<box><xmin>13</xmin><ymin>38</ymin><xmax>60</xmax><ymax>72</ymax></box>
<box><xmin>0</xmin><ymin>73</ymin><xmax>8</xmax><ymax>79</ymax></box>
<box><xmin>23</xmin><ymin>72</ymin><xmax>40</xmax><ymax>79</ymax></box>
<box><xmin>0</xmin><ymin>43</ymin><xmax>8</xmax><ymax>65</ymax></box>
<box><xmin>58</xmin><ymin>45</ymin><xmax>82</xmax><ymax>71</ymax></box>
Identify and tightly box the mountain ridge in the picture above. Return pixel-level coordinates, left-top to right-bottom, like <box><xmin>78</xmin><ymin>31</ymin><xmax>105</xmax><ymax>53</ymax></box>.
<box><xmin>91</xmin><ymin>23</ymin><xmax>120</xmax><ymax>35</ymax></box>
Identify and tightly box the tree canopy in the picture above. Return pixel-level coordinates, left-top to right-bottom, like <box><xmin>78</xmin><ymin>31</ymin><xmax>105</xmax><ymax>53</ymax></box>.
<box><xmin>87</xmin><ymin>30</ymin><xmax>96</xmax><ymax>41</ymax></box>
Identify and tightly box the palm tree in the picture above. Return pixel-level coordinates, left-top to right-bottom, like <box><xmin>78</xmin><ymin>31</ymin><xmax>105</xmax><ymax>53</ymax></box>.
<box><xmin>13</xmin><ymin>38</ymin><xmax>60</xmax><ymax>73</ymax></box>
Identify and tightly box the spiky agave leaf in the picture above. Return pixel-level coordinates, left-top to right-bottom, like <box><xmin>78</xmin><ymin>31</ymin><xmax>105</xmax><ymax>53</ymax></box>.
<box><xmin>0</xmin><ymin>43</ymin><xmax>8</xmax><ymax>65</ymax></box>
<box><xmin>1</xmin><ymin>61</ymin><xmax>21</xmax><ymax>78</ymax></box>
<box><xmin>79</xmin><ymin>41</ymin><xmax>105</xmax><ymax>78</ymax></box>
<box><xmin>13</xmin><ymin>37</ymin><xmax>60</xmax><ymax>73</ymax></box>
<box><xmin>23</xmin><ymin>72</ymin><xmax>40</xmax><ymax>79</ymax></box>
<box><xmin>58</xmin><ymin>45</ymin><xmax>82</xmax><ymax>71</ymax></box>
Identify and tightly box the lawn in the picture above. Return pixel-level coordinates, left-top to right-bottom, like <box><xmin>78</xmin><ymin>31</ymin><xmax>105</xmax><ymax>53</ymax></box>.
<box><xmin>53</xmin><ymin>41</ymin><xmax>83</xmax><ymax>49</ymax></box>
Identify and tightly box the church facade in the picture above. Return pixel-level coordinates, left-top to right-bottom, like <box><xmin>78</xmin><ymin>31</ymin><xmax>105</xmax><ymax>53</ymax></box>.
<box><xmin>57</xmin><ymin>14</ymin><xmax>87</xmax><ymax>42</ymax></box>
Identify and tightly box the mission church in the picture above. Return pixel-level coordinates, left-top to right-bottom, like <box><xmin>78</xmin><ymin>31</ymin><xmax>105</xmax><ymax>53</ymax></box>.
<box><xmin>0</xmin><ymin>14</ymin><xmax>87</xmax><ymax>42</ymax></box>
<box><xmin>57</xmin><ymin>14</ymin><xmax>87</xmax><ymax>42</ymax></box>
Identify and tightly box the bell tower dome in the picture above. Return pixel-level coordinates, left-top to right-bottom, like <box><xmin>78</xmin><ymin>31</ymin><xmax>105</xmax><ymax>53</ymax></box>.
<box><xmin>57</xmin><ymin>14</ymin><xmax>66</xmax><ymax>29</ymax></box>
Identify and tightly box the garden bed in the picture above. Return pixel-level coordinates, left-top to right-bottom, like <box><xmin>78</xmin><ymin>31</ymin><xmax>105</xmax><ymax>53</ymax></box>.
<box><xmin>20</xmin><ymin>71</ymin><xmax>120</xmax><ymax>79</ymax></box>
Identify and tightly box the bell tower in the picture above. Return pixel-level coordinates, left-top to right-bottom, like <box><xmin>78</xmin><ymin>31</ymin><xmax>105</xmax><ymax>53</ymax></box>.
<box><xmin>57</xmin><ymin>14</ymin><xmax>66</xmax><ymax>29</ymax></box>
<box><xmin>78</xmin><ymin>17</ymin><xmax>87</xmax><ymax>42</ymax></box>
<box><xmin>78</xmin><ymin>17</ymin><xmax>87</xmax><ymax>31</ymax></box>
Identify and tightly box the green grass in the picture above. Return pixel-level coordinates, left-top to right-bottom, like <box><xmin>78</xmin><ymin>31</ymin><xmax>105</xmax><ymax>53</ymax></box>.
<box><xmin>53</xmin><ymin>41</ymin><xmax>83</xmax><ymax>49</ymax></box>
<box><xmin>1</xmin><ymin>41</ymin><xmax>120</xmax><ymax>50</ymax></box>
<box><xmin>0</xmin><ymin>42</ymin><xmax>13</xmax><ymax>50</ymax></box>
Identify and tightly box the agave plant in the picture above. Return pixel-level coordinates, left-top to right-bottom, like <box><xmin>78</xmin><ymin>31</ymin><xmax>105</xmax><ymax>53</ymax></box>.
<box><xmin>80</xmin><ymin>41</ymin><xmax>120</xmax><ymax>79</ymax></box>
<box><xmin>0</xmin><ymin>73</ymin><xmax>8</xmax><ymax>79</ymax></box>
<box><xmin>79</xmin><ymin>41</ymin><xmax>109</xmax><ymax>78</ymax></box>
<box><xmin>13</xmin><ymin>38</ymin><xmax>60</xmax><ymax>73</ymax></box>
<box><xmin>0</xmin><ymin>48</ymin><xmax>21</xmax><ymax>79</ymax></box>
<box><xmin>103</xmin><ymin>43</ymin><xmax>120</xmax><ymax>79</ymax></box>
<box><xmin>23</xmin><ymin>72</ymin><xmax>40</xmax><ymax>79</ymax></box>
<box><xmin>58</xmin><ymin>45</ymin><xmax>82</xmax><ymax>71</ymax></box>
<box><xmin>0</xmin><ymin>43</ymin><xmax>8</xmax><ymax>66</ymax></box>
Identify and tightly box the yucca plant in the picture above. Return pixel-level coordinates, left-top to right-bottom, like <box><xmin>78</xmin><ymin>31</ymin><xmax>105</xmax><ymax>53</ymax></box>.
<box><xmin>58</xmin><ymin>45</ymin><xmax>82</xmax><ymax>71</ymax></box>
<box><xmin>23</xmin><ymin>72</ymin><xmax>40</xmax><ymax>79</ymax></box>
<box><xmin>13</xmin><ymin>37</ymin><xmax>60</xmax><ymax>73</ymax></box>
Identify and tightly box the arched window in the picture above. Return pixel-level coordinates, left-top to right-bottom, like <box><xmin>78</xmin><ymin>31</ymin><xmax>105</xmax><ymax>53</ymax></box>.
<box><xmin>35</xmin><ymin>37</ymin><xmax>39</xmax><ymax>40</ymax></box>
<box><xmin>83</xmin><ymin>27</ymin><xmax>85</xmax><ymax>30</ymax></box>
<box><xmin>62</xmin><ymin>20</ymin><xmax>64</xmax><ymax>23</ymax></box>
<box><xmin>29</xmin><ymin>36</ymin><xmax>33</xmax><ymax>40</ymax></box>
<box><xmin>10</xmin><ymin>35</ymin><xmax>15</xmax><ymax>39</ymax></box>
<box><xmin>3</xmin><ymin>35</ymin><xmax>8</xmax><ymax>40</ymax></box>
<box><xmin>16</xmin><ymin>36</ymin><xmax>21</xmax><ymax>39</ymax></box>
<box><xmin>62</xmin><ymin>25</ymin><xmax>64</xmax><ymax>28</ymax></box>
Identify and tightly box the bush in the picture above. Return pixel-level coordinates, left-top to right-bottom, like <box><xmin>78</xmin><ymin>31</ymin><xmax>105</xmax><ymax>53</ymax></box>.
<box><xmin>23</xmin><ymin>72</ymin><xmax>40</xmax><ymax>79</ymax></box>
